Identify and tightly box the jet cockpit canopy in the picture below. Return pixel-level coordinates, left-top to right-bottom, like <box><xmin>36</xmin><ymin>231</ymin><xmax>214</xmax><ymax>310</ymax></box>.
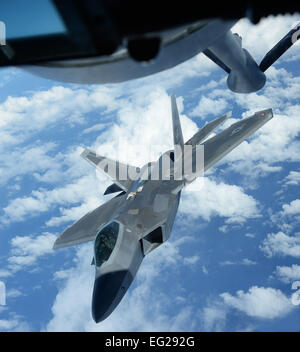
<box><xmin>94</xmin><ymin>222</ymin><xmax>120</xmax><ymax>267</ymax></box>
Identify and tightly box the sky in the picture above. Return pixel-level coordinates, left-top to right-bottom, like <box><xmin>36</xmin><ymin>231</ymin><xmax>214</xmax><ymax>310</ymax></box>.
<box><xmin>0</xmin><ymin>14</ymin><xmax>300</xmax><ymax>332</ymax></box>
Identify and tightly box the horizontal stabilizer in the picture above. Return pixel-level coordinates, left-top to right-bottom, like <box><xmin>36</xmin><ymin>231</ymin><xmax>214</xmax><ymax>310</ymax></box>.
<box><xmin>203</xmin><ymin>109</ymin><xmax>273</xmax><ymax>171</ymax></box>
<box><xmin>185</xmin><ymin>112</ymin><xmax>231</xmax><ymax>146</ymax></box>
<box><xmin>53</xmin><ymin>194</ymin><xmax>125</xmax><ymax>249</ymax></box>
<box><xmin>81</xmin><ymin>148</ymin><xmax>140</xmax><ymax>191</ymax></box>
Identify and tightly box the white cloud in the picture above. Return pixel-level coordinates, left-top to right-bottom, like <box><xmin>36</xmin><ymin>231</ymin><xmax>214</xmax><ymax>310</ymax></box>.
<box><xmin>8</xmin><ymin>233</ymin><xmax>56</xmax><ymax>272</ymax></box>
<box><xmin>220</xmin><ymin>261</ymin><xmax>235</xmax><ymax>266</ymax></box>
<box><xmin>180</xmin><ymin>177</ymin><xmax>259</xmax><ymax>224</ymax></box>
<box><xmin>242</xmin><ymin>258</ymin><xmax>257</xmax><ymax>266</ymax></box>
<box><xmin>6</xmin><ymin>289</ymin><xmax>24</xmax><ymax>299</ymax></box>
<box><xmin>245</xmin><ymin>233</ymin><xmax>255</xmax><ymax>238</ymax></box>
<box><xmin>0</xmin><ymin>84</ymin><xmax>126</xmax><ymax>191</ymax></box>
<box><xmin>0</xmin><ymin>85</ymin><xmax>120</xmax><ymax>132</ymax></box>
<box><xmin>92</xmin><ymin>88</ymin><xmax>198</xmax><ymax>166</ymax></box>
<box><xmin>202</xmin><ymin>266</ymin><xmax>208</xmax><ymax>275</ymax></box>
<box><xmin>282</xmin><ymin>199</ymin><xmax>300</xmax><ymax>216</ymax></box>
<box><xmin>194</xmin><ymin>79</ymin><xmax>220</xmax><ymax>93</ymax></box>
<box><xmin>220</xmin><ymin>259</ymin><xmax>256</xmax><ymax>266</ymax></box>
<box><xmin>2</xmin><ymin>174</ymin><xmax>103</xmax><ymax>225</ymax></box>
<box><xmin>221</xmin><ymin>286</ymin><xmax>294</xmax><ymax>319</ymax></box>
<box><xmin>200</xmin><ymin>305</ymin><xmax>227</xmax><ymax>331</ymax></box>
<box><xmin>276</xmin><ymin>265</ymin><xmax>300</xmax><ymax>283</ymax></box>
<box><xmin>183</xmin><ymin>255</ymin><xmax>200</xmax><ymax>265</ymax></box>
<box><xmin>219</xmin><ymin>225</ymin><xmax>228</xmax><ymax>233</ymax></box>
<box><xmin>0</xmin><ymin>317</ymin><xmax>30</xmax><ymax>331</ymax></box>
<box><xmin>82</xmin><ymin>123</ymin><xmax>108</xmax><ymax>135</ymax></box>
<box><xmin>231</xmin><ymin>14</ymin><xmax>300</xmax><ymax>64</ymax></box>
<box><xmin>0</xmin><ymin>269</ymin><xmax>12</xmax><ymax>278</ymax></box>
<box><xmin>284</xmin><ymin>171</ymin><xmax>300</xmax><ymax>186</ymax></box>
<box><xmin>0</xmin><ymin>142</ymin><xmax>60</xmax><ymax>186</ymax></box>
<box><xmin>46</xmin><ymin>245</ymin><xmax>94</xmax><ymax>332</ymax></box>
<box><xmin>190</xmin><ymin>96</ymin><xmax>229</xmax><ymax>118</ymax></box>
<box><xmin>260</xmin><ymin>232</ymin><xmax>300</xmax><ymax>258</ymax></box>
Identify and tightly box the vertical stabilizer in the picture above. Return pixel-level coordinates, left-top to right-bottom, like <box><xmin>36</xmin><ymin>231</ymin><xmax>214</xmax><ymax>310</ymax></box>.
<box><xmin>171</xmin><ymin>94</ymin><xmax>184</xmax><ymax>149</ymax></box>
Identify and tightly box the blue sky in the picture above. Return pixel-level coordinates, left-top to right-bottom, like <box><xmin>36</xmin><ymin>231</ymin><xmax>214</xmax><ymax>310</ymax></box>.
<box><xmin>0</xmin><ymin>15</ymin><xmax>300</xmax><ymax>332</ymax></box>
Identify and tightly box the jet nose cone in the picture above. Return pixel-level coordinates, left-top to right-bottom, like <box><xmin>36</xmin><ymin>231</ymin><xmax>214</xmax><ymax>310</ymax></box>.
<box><xmin>92</xmin><ymin>270</ymin><xmax>133</xmax><ymax>323</ymax></box>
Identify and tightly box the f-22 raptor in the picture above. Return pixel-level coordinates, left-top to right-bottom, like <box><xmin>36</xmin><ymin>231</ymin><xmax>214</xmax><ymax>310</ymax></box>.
<box><xmin>53</xmin><ymin>95</ymin><xmax>273</xmax><ymax>323</ymax></box>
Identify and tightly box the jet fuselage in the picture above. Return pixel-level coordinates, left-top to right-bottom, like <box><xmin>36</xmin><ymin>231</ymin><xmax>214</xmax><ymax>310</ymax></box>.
<box><xmin>92</xmin><ymin>156</ymin><xmax>181</xmax><ymax>322</ymax></box>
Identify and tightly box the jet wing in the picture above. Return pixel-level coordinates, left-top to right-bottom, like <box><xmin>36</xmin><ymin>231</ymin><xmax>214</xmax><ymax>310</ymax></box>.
<box><xmin>81</xmin><ymin>148</ymin><xmax>140</xmax><ymax>191</ymax></box>
<box><xmin>53</xmin><ymin>194</ymin><xmax>125</xmax><ymax>249</ymax></box>
<box><xmin>171</xmin><ymin>109</ymin><xmax>273</xmax><ymax>194</ymax></box>
<box><xmin>185</xmin><ymin>112</ymin><xmax>231</xmax><ymax>146</ymax></box>
<box><xmin>202</xmin><ymin>109</ymin><xmax>273</xmax><ymax>171</ymax></box>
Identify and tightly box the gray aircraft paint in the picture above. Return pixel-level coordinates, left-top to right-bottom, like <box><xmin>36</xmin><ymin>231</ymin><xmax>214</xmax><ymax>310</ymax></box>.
<box><xmin>23</xmin><ymin>19</ymin><xmax>235</xmax><ymax>84</ymax></box>
<box><xmin>22</xmin><ymin>18</ymin><xmax>299</xmax><ymax>94</ymax></box>
<box><xmin>207</xmin><ymin>31</ymin><xmax>266</xmax><ymax>93</ymax></box>
<box><xmin>53</xmin><ymin>95</ymin><xmax>273</xmax><ymax>322</ymax></box>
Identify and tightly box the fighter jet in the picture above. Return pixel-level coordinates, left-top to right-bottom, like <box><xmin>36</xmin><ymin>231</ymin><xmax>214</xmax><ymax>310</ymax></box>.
<box><xmin>0</xmin><ymin>1</ymin><xmax>299</xmax><ymax>93</ymax></box>
<box><xmin>53</xmin><ymin>94</ymin><xmax>273</xmax><ymax>323</ymax></box>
